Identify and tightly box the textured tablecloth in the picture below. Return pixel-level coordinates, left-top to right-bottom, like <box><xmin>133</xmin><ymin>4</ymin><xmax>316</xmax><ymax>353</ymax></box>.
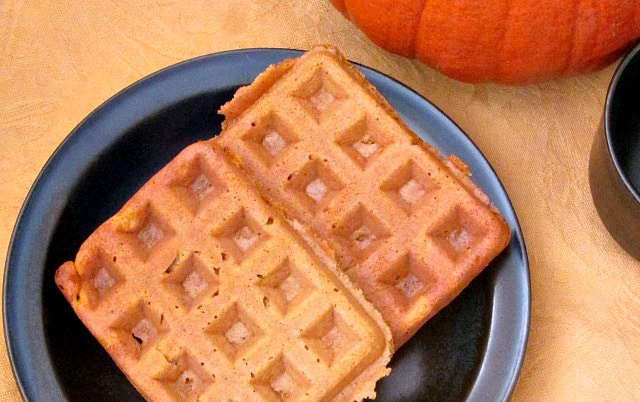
<box><xmin>1</xmin><ymin>1</ymin><xmax>639</xmax><ymax>400</ymax></box>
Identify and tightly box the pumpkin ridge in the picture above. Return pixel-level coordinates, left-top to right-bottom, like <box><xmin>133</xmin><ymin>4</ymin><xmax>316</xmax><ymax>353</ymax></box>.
<box><xmin>343</xmin><ymin>0</ymin><xmax>428</xmax><ymax>58</ymax></box>
<box><xmin>407</xmin><ymin>0</ymin><xmax>428</xmax><ymax>58</ymax></box>
<box><xmin>493</xmin><ymin>0</ymin><xmax>514</xmax><ymax>83</ymax></box>
<box><xmin>383</xmin><ymin>0</ymin><xmax>428</xmax><ymax>58</ymax></box>
<box><xmin>636</xmin><ymin>2</ymin><xmax>640</xmax><ymax>34</ymax></box>
<box><xmin>633</xmin><ymin>1</ymin><xmax>640</xmax><ymax>46</ymax></box>
<box><xmin>567</xmin><ymin>0</ymin><xmax>597</xmax><ymax>75</ymax></box>
<box><xmin>561</xmin><ymin>0</ymin><xmax>581</xmax><ymax>77</ymax></box>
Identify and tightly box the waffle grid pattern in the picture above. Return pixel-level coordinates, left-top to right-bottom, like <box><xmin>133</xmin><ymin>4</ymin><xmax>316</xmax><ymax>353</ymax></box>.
<box><xmin>66</xmin><ymin>143</ymin><xmax>388</xmax><ymax>401</ymax></box>
<box><xmin>216</xmin><ymin>49</ymin><xmax>509</xmax><ymax>344</ymax></box>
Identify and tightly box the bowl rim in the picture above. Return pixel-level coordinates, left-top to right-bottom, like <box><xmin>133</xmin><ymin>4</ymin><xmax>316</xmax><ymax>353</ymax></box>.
<box><xmin>604</xmin><ymin>40</ymin><xmax>640</xmax><ymax>203</ymax></box>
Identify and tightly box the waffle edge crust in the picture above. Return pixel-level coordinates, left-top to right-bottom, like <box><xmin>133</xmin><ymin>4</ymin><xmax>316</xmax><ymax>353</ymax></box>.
<box><xmin>55</xmin><ymin>143</ymin><xmax>393</xmax><ymax>401</ymax></box>
<box><xmin>55</xmin><ymin>45</ymin><xmax>511</xmax><ymax>401</ymax></box>
<box><xmin>216</xmin><ymin>45</ymin><xmax>511</xmax><ymax>346</ymax></box>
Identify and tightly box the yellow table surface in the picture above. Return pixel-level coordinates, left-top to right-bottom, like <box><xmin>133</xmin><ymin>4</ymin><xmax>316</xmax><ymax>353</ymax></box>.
<box><xmin>1</xmin><ymin>1</ymin><xmax>639</xmax><ymax>400</ymax></box>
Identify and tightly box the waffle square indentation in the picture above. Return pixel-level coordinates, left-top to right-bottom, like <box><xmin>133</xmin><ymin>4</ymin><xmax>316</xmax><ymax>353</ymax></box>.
<box><xmin>210</xmin><ymin>209</ymin><xmax>269</xmax><ymax>262</ymax></box>
<box><xmin>78</xmin><ymin>249</ymin><xmax>125</xmax><ymax>309</ymax></box>
<box><xmin>428</xmin><ymin>205</ymin><xmax>486</xmax><ymax>263</ymax></box>
<box><xmin>111</xmin><ymin>299</ymin><xmax>167</xmax><ymax>359</ymax></box>
<box><xmin>168</xmin><ymin>155</ymin><xmax>225</xmax><ymax>215</ymax></box>
<box><xmin>257</xmin><ymin>258</ymin><xmax>315</xmax><ymax>316</ymax></box>
<box><xmin>335</xmin><ymin>115</ymin><xmax>392</xmax><ymax>169</ymax></box>
<box><xmin>285</xmin><ymin>159</ymin><xmax>344</xmax><ymax>213</ymax></box>
<box><xmin>205</xmin><ymin>303</ymin><xmax>263</xmax><ymax>362</ymax></box>
<box><xmin>162</xmin><ymin>251</ymin><xmax>219</xmax><ymax>309</ymax></box>
<box><xmin>331</xmin><ymin>204</ymin><xmax>390</xmax><ymax>263</ymax></box>
<box><xmin>377</xmin><ymin>252</ymin><xmax>435</xmax><ymax>309</ymax></box>
<box><xmin>251</xmin><ymin>354</ymin><xmax>311</xmax><ymax>400</ymax></box>
<box><xmin>112</xmin><ymin>203</ymin><xmax>175</xmax><ymax>261</ymax></box>
<box><xmin>291</xmin><ymin>68</ymin><xmax>347</xmax><ymax>122</ymax></box>
<box><xmin>380</xmin><ymin>160</ymin><xmax>439</xmax><ymax>215</ymax></box>
<box><xmin>241</xmin><ymin>112</ymin><xmax>299</xmax><ymax>165</ymax></box>
<box><xmin>155</xmin><ymin>352</ymin><xmax>213</xmax><ymax>401</ymax></box>
<box><xmin>301</xmin><ymin>307</ymin><xmax>361</xmax><ymax>367</ymax></box>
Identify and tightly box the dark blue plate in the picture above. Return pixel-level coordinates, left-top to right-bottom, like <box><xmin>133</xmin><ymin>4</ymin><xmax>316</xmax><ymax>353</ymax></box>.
<box><xmin>4</xmin><ymin>49</ymin><xmax>529</xmax><ymax>401</ymax></box>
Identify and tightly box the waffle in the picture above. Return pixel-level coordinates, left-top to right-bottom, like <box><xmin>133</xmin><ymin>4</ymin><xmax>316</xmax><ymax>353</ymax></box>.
<box><xmin>55</xmin><ymin>142</ymin><xmax>393</xmax><ymax>401</ymax></box>
<box><xmin>216</xmin><ymin>45</ymin><xmax>511</xmax><ymax>346</ymax></box>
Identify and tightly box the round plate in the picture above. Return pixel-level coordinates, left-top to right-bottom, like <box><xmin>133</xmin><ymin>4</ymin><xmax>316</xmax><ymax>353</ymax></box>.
<box><xmin>4</xmin><ymin>49</ymin><xmax>529</xmax><ymax>401</ymax></box>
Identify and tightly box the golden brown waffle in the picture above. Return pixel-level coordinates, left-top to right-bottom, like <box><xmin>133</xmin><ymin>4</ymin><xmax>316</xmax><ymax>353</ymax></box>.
<box><xmin>216</xmin><ymin>45</ymin><xmax>511</xmax><ymax>346</ymax></box>
<box><xmin>55</xmin><ymin>142</ymin><xmax>393</xmax><ymax>401</ymax></box>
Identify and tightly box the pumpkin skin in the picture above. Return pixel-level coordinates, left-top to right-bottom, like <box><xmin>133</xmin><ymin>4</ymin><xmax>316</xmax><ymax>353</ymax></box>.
<box><xmin>330</xmin><ymin>0</ymin><xmax>640</xmax><ymax>84</ymax></box>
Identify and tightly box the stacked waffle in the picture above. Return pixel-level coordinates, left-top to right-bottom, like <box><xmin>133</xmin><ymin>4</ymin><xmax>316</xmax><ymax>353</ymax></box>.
<box><xmin>217</xmin><ymin>46</ymin><xmax>510</xmax><ymax>346</ymax></box>
<box><xmin>56</xmin><ymin>45</ymin><xmax>510</xmax><ymax>401</ymax></box>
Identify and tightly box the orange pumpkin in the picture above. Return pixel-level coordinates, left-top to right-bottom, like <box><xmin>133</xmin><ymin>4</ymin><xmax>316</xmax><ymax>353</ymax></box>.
<box><xmin>330</xmin><ymin>0</ymin><xmax>640</xmax><ymax>84</ymax></box>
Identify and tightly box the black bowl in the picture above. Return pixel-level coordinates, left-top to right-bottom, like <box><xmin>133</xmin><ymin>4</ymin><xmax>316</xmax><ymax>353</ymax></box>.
<box><xmin>590</xmin><ymin>41</ymin><xmax>640</xmax><ymax>259</ymax></box>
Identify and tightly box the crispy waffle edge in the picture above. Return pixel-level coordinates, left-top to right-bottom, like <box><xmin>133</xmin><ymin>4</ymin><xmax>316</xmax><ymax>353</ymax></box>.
<box><xmin>215</xmin><ymin>44</ymin><xmax>511</xmax><ymax>346</ymax></box>
<box><xmin>54</xmin><ymin>141</ymin><xmax>393</xmax><ymax>401</ymax></box>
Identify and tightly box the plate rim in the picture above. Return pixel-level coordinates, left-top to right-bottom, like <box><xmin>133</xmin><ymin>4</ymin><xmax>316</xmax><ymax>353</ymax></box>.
<box><xmin>3</xmin><ymin>47</ymin><xmax>530</xmax><ymax>401</ymax></box>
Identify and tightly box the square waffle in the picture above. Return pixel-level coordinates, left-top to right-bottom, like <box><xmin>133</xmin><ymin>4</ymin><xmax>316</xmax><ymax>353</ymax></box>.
<box><xmin>216</xmin><ymin>45</ymin><xmax>511</xmax><ymax>346</ymax></box>
<box><xmin>55</xmin><ymin>142</ymin><xmax>393</xmax><ymax>401</ymax></box>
